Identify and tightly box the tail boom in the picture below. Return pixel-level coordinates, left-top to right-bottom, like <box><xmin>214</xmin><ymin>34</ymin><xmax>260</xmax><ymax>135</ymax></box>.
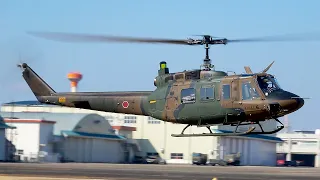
<box><xmin>40</xmin><ymin>92</ymin><xmax>152</xmax><ymax>115</ymax></box>
<box><xmin>18</xmin><ymin>62</ymin><xmax>152</xmax><ymax>116</ymax></box>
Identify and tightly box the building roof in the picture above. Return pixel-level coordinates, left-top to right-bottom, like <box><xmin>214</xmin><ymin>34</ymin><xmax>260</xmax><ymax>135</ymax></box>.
<box><xmin>61</xmin><ymin>130</ymin><xmax>126</xmax><ymax>140</ymax></box>
<box><xmin>0</xmin><ymin>112</ymin><xmax>113</xmax><ymax>135</ymax></box>
<box><xmin>0</xmin><ymin>115</ymin><xmax>16</xmax><ymax>129</ymax></box>
<box><xmin>211</xmin><ymin>129</ymin><xmax>283</xmax><ymax>142</ymax></box>
<box><xmin>2</xmin><ymin>100</ymin><xmax>57</xmax><ymax>107</ymax></box>
<box><xmin>4</xmin><ymin>119</ymin><xmax>56</xmax><ymax>124</ymax></box>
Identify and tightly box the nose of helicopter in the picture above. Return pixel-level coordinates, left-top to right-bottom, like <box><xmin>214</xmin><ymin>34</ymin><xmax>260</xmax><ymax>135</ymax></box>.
<box><xmin>295</xmin><ymin>96</ymin><xmax>305</xmax><ymax>110</ymax></box>
<box><xmin>280</xmin><ymin>94</ymin><xmax>304</xmax><ymax>113</ymax></box>
<box><xmin>266</xmin><ymin>91</ymin><xmax>304</xmax><ymax>114</ymax></box>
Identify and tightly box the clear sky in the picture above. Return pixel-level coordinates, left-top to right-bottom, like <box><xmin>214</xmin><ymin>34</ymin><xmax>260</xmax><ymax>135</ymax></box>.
<box><xmin>1</xmin><ymin>0</ymin><xmax>319</xmax><ymax>130</ymax></box>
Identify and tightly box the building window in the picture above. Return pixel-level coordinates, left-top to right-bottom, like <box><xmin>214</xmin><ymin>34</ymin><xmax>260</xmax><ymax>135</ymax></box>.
<box><xmin>17</xmin><ymin>150</ymin><xmax>23</xmax><ymax>155</ymax></box>
<box><xmin>93</xmin><ymin>120</ymin><xmax>101</xmax><ymax>124</ymax></box>
<box><xmin>124</xmin><ymin>116</ymin><xmax>136</xmax><ymax>123</ymax></box>
<box><xmin>181</xmin><ymin>88</ymin><xmax>196</xmax><ymax>104</ymax></box>
<box><xmin>222</xmin><ymin>84</ymin><xmax>231</xmax><ymax>100</ymax></box>
<box><xmin>148</xmin><ymin>116</ymin><xmax>161</xmax><ymax>124</ymax></box>
<box><xmin>200</xmin><ymin>87</ymin><xmax>215</xmax><ymax>101</ymax></box>
<box><xmin>105</xmin><ymin>116</ymin><xmax>114</xmax><ymax>123</ymax></box>
<box><xmin>147</xmin><ymin>152</ymin><xmax>159</xmax><ymax>156</ymax></box>
<box><xmin>170</xmin><ymin>153</ymin><xmax>183</xmax><ymax>159</ymax></box>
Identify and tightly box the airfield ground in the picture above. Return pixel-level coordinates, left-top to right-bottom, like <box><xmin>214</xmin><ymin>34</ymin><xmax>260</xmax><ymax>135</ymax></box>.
<box><xmin>0</xmin><ymin>163</ymin><xmax>318</xmax><ymax>180</ymax></box>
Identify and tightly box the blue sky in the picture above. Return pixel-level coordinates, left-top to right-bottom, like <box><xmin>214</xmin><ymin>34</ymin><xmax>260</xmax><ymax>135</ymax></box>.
<box><xmin>1</xmin><ymin>0</ymin><xmax>319</xmax><ymax>130</ymax></box>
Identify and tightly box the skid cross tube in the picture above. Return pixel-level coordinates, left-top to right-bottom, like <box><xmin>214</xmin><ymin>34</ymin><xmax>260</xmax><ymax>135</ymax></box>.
<box><xmin>171</xmin><ymin>118</ymin><xmax>284</xmax><ymax>137</ymax></box>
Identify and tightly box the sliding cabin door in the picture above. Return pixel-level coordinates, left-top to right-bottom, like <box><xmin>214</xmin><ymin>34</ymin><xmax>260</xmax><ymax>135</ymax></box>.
<box><xmin>220</xmin><ymin>78</ymin><xmax>240</xmax><ymax>109</ymax></box>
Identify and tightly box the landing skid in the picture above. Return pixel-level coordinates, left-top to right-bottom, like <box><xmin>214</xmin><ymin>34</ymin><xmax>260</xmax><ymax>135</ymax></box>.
<box><xmin>171</xmin><ymin>126</ymin><xmax>256</xmax><ymax>137</ymax></box>
<box><xmin>171</xmin><ymin>118</ymin><xmax>284</xmax><ymax>137</ymax></box>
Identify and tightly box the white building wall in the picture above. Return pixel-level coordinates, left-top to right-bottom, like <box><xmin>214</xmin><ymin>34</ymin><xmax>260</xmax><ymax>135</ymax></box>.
<box><xmin>5</xmin><ymin>123</ymin><xmax>40</xmax><ymax>161</ymax></box>
<box><xmin>276</xmin><ymin>132</ymin><xmax>320</xmax><ymax>167</ymax></box>
<box><xmin>0</xmin><ymin>129</ymin><xmax>5</xmax><ymax>161</ymax></box>
<box><xmin>277</xmin><ymin>133</ymin><xmax>320</xmax><ymax>154</ymax></box>
<box><xmin>3</xmin><ymin>120</ymin><xmax>57</xmax><ymax>162</ymax></box>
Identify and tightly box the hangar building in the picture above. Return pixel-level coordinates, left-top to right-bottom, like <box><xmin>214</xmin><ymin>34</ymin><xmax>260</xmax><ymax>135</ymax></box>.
<box><xmin>1</xmin><ymin>101</ymin><xmax>283</xmax><ymax>166</ymax></box>
<box><xmin>277</xmin><ymin>130</ymin><xmax>320</xmax><ymax>167</ymax></box>
<box><xmin>0</xmin><ymin>115</ymin><xmax>15</xmax><ymax>161</ymax></box>
<box><xmin>0</xmin><ymin>111</ymin><xmax>138</xmax><ymax>163</ymax></box>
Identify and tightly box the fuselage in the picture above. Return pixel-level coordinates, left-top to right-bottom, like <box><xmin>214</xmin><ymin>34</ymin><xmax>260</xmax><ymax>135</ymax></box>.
<box><xmin>145</xmin><ymin>70</ymin><xmax>304</xmax><ymax>126</ymax></box>
<box><xmin>18</xmin><ymin>62</ymin><xmax>304</xmax><ymax>127</ymax></box>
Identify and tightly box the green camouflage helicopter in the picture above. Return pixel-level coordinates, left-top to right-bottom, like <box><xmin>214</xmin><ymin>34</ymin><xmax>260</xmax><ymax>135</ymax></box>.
<box><xmin>18</xmin><ymin>32</ymin><xmax>308</xmax><ymax>137</ymax></box>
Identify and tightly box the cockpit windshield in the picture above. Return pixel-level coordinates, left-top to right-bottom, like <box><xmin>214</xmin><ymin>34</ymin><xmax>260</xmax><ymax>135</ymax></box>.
<box><xmin>257</xmin><ymin>75</ymin><xmax>281</xmax><ymax>95</ymax></box>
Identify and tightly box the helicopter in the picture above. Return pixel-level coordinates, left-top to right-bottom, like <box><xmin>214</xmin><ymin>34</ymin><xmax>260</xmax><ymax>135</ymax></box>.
<box><xmin>17</xmin><ymin>31</ymin><xmax>310</xmax><ymax>137</ymax></box>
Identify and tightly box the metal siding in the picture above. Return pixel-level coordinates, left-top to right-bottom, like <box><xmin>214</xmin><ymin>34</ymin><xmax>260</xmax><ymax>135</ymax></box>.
<box><xmin>221</xmin><ymin>138</ymin><xmax>277</xmax><ymax>166</ymax></box>
<box><xmin>84</xmin><ymin>138</ymin><xmax>92</xmax><ymax>162</ymax></box>
<box><xmin>242</xmin><ymin>139</ymin><xmax>247</xmax><ymax>165</ymax></box>
<box><xmin>91</xmin><ymin>138</ymin><xmax>122</xmax><ymax>163</ymax></box>
<box><xmin>64</xmin><ymin>138</ymin><xmax>78</xmax><ymax>161</ymax></box>
<box><xmin>237</xmin><ymin>139</ymin><xmax>243</xmax><ymax>165</ymax></box>
<box><xmin>77</xmin><ymin>138</ymin><xmax>83</xmax><ymax>162</ymax></box>
<box><xmin>0</xmin><ymin>129</ymin><xmax>5</xmax><ymax>160</ymax></box>
<box><xmin>39</xmin><ymin>123</ymin><xmax>54</xmax><ymax>155</ymax></box>
<box><xmin>63</xmin><ymin>137</ymin><xmax>122</xmax><ymax>163</ymax></box>
<box><xmin>246</xmin><ymin>139</ymin><xmax>277</xmax><ymax>166</ymax></box>
<box><xmin>247</xmin><ymin>139</ymin><xmax>251</xmax><ymax>165</ymax></box>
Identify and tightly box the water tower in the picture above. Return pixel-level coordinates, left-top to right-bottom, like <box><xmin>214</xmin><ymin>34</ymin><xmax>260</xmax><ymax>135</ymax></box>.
<box><xmin>67</xmin><ymin>72</ymin><xmax>82</xmax><ymax>92</ymax></box>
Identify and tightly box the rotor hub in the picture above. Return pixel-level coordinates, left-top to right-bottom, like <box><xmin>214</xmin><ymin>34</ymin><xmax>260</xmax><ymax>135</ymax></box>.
<box><xmin>187</xmin><ymin>35</ymin><xmax>228</xmax><ymax>71</ymax></box>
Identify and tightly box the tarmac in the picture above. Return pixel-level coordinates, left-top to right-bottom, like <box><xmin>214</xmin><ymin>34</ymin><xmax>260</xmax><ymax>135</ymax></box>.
<box><xmin>0</xmin><ymin>163</ymin><xmax>319</xmax><ymax>180</ymax></box>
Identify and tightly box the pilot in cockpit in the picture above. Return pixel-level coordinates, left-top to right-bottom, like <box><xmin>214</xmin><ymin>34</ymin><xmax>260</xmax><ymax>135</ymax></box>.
<box><xmin>257</xmin><ymin>76</ymin><xmax>272</xmax><ymax>93</ymax></box>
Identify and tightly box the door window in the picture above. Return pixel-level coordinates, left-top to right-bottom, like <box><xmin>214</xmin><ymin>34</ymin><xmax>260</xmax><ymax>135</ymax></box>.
<box><xmin>222</xmin><ymin>84</ymin><xmax>231</xmax><ymax>100</ymax></box>
<box><xmin>200</xmin><ymin>87</ymin><xmax>215</xmax><ymax>101</ymax></box>
<box><xmin>181</xmin><ymin>88</ymin><xmax>196</xmax><ymax>104</ymax></box>
<box><xmin>241</xmin><ymin>81</ymin><xmax>260</xmax><ymax>100</ymax></box>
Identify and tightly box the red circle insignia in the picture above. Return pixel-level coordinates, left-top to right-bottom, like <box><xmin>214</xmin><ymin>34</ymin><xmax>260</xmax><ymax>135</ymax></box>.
<box><xmin>122</xmin><ymin>101</ymin><xmax>129</xmax><ymax>108</ymax></box>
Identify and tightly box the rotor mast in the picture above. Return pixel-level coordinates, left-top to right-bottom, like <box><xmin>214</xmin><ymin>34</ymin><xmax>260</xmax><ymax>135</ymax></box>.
<box><xmin>202</xmin><ymin>35</ymin><xmax>212</xmax><ymax>70</ymax></box>
<box><xmin>189</xmin><ymin>35</ymin><xmax>227</xmax><ymax>71</ymax></box>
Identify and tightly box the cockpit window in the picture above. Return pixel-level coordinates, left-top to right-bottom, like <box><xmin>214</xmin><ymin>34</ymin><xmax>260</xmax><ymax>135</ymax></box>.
<box><xmin>257</xmin><ymin>75</ymin><xmax>281</xmax><ymax>95</ymax></box>
<box><xmin>242</xmin><ymin>81</ymin><xmax>260</xmax><ymax>100</ymax></box>
<box><xmin>272</xmin><ymin>77</ymin><xmax>281</xmax><ymax>89</ymax></box>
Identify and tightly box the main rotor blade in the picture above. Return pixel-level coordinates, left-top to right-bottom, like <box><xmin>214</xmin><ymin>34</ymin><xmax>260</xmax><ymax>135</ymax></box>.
<box><xmin>228</xmin><ymin>31</ymin><xmax>320</xmax><ymax>43</ymax></box>
<box><xmin>27</xmin><ymin>31</ymin><xmax>320</xmax><ymax>46</ymax></box>
<box><xmin>27</xmin><ymin>31</ymin><xmax>190</xmax><ymax>45</ymax></box>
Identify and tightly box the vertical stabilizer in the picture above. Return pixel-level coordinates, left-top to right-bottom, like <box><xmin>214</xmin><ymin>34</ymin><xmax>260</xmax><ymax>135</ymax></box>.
<box><xmin>17</xmin><ymin>63</ymin><xmax>56</xmax><ymax>99</ymax></box>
